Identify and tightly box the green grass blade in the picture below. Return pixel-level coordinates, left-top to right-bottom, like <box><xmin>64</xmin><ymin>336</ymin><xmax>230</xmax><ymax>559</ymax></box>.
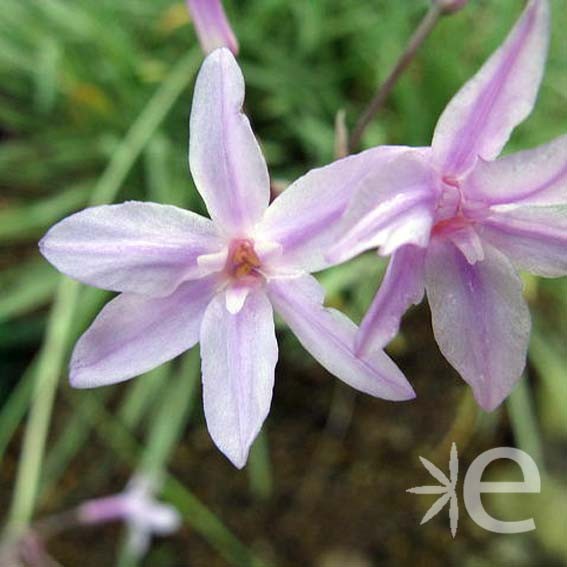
<box><xmin>61</xmin><ymin>385</ymin><xmax>274</xmax><ymax>567</ymax></box>
<box><xmin>6</xmin><ymin>277</ymin><xmax>80</xmax><ymax>532</ymax></box>
<box><xmin>0</xmin><ymin>261</ymin><xmax>59</xmax><ymax>323</ymax></box>
<box><xmin>6</xmin><ymin>47</ymin><xmax>201</xmax><ymax>533</ymax></box>
<box><xmin>247</xmin><ymin>431</ymin><xmax>273</xmax><ymax>501</ymax></box>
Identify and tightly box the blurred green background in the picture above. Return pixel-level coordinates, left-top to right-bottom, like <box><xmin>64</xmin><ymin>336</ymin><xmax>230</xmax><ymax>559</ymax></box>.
<box><xmin>0</xmin><ymin>0</ymin><xmax>566</xmax><ymax>565</ymax></box>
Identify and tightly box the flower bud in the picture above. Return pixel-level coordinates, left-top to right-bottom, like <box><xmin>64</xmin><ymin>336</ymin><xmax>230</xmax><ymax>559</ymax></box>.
<box><xmin>186</xmin><ymin>0</ymin><xmax>239</xmax><ymax>55</ymax></box>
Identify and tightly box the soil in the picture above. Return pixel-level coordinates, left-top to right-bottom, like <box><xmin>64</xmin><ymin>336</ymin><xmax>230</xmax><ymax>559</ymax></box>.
<box><xmin>1</xmin><ymin>305</ymin><xmax>555</xmax><ymax>567</ymax></box>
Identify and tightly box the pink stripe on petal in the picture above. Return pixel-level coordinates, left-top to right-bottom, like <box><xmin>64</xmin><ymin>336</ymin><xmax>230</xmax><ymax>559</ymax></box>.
<box><xmin>79</xmin><ymin>495</ymin><xmax>129</xmax><ymax>525</ymax></box>
<box><xmin>186</xmin><ymin>0</ymin><xmax>239</xmax><ymax>55</ymax></box>
<box><xmin>200</xmin><ymin>291</ymin><xmax>277</xmax><ymax>468</ymax></box>
<box><xmin>328</xmin><ymin>151</ymin><xmax>435</xmax><ymax>263</ymax></box>
<box><xmin>267</xmin><ymin>274</ymin><xmax>415</xmax><ymax>401</ymax></box>
<box><xmin>356</xmin><ymin>245</ymin><xmax>426</xmax><ymax>355</ymax></box>
<box><xmin>480</xmin><ymin>204</ymin><xmax>567</xmax><ymax>277</ymax></box>
<box><xmin>259</xmin><ymin>146</ymin><xmax>414</xmax><ymax>273</ymax></box>
<box><xmin>425</xmin><ymin>238</ymin><xmax>531</xmax><ymax>411</ymax></box>
<box><xmin>432</xmin><ymin>0</ymin><xmax>550</xmax><ymax>176</ymax></box>
<box><xmin>70</xmin><ymin>276</ymin><xmax>217</xmax><ymax>388</ymax></box>
<box><xmin>39</xmin><ymin>202</ymin><xmax>222</xmax><ymax>297</ymax></box>
<box><xmin>463</xmin><ymin>134</ymin><xmax>567</xmax><ymax>206</ymax></box>
<box><xmin>189</xmin><ymin>49</ymin><xmax>270</xmax><ymax>235</ymax></box>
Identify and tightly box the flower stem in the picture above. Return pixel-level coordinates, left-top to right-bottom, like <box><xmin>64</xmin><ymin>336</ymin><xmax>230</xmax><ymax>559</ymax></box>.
<box><xmin>507</xmin><ymin>377</ymin><xmax>544</xmax><ymax>467</ymax></box>
<box><xmin>349</xmin><ymin>3</ymin><xmax>442</xmax><ymax>152</ymax></box>
<box><xmin>248</xmin><ymin>430</ymin><xmax>273</xmax><ymax>501</ymax></box>
<box><xmin>7</xmin><ymin>278</ymin><xmax>80</xmax><ymax>534</ymax></box>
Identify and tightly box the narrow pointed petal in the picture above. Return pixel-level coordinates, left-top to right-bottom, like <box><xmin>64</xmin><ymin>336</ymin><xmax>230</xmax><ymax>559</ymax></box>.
<box><xmin>267</xmin><ymin>275</ymin><xmax>415</xmax><ymax>401</ymax></box>
<box><xmin>146</xmin><ymin>506</ymin><xmax>181</xmax><ymax>534</ymax></box>
<box><xmin>446</xmin><ymin>225</ymin><xmax>485</xmax><ymax>264</ymax></box>
<box><xmin>258</xmin><ymin>146</ymin><xmax>413</xmax><ymax>273</ymax></box>
<box><xmin>127</xmin><ymin>502</ymin><xmax>180</xmax><ymax>537</ymax></box>
<box><xmin>189</xmin><ymin>48</ymin><xmax>269</xmax><ymax>234</ymax></box>
<box><xmin>186</xmin><ymin>0</ymin><xmax>239</xmax><ymax>55</ymax></box>
<box><xmin>78</xmin><ymin>495</ymin><xmax>129</xmax><ymax>524</ymax></box>
<box><xmin>464</xmin><ymin>134</ymin><xmax>567</xmax><ymax>206</ymax></box>
<box><xmin>39</xmin><ymin>202</ymin><xmax>221</xmax><ymax>297</ymax></box>
<box><xmin>425</xmin><ymin>239</ymin><xmax>531</xmax><ymax>411</ymax></box>
<box><xmin>328</xmin><ymin>151</ymin><xmax>435</xmax><ymax>264</ymax></box>
<box><xmin>70</xmin><ymin>276</ymin><xmax>217</xmax><ymax>388</ymax></box>
<box><xmin>432</xmin><ymin>0</ymin><xmax>550</xmax><ymax>176</ymax></box>
<box><xmin>356</xmin><ymin>245</ymin><xmax>426</xmax><ymax>354</ymax></box>
<box><xmin>225</xmin><ymin>284</ymin><xmax>250</xmax><ymax>314</ymax></box>
<box><xmin>200</xmin><ymin>291</ymin><xmax>277</xmax><ymax>468</ymax></box>
<box><xmin>480</xmin><ymin>204</ymin><xmax>567</xmax><ymax>277</ymax></box>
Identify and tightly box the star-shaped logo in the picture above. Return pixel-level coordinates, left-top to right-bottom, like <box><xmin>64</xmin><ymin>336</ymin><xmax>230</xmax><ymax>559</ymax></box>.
<box><xmin>407</xmin><ymin>442</ymin><xmax>459</xmax><ymax>537</ymax></box>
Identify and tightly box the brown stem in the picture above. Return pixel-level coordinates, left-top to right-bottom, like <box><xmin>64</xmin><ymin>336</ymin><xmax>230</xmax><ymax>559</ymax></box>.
<box><xmin>349</xmin><ymin>3</ymin><xmax>443</xmax><ymax>152</ymax></box>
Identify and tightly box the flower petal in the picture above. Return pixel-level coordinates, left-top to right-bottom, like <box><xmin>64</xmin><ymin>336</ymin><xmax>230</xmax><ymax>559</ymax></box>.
<box><xmin>186</xmin><ymin>0</ymin><xmax>239</xmax><ymax>55</ymax></box>
<box><xmin>200</xmin><ymin>290</ymin><xmax>277</xmax><ymax>468</ymax></box>
<box><xmin>446</xmin><ymin>225</ymin><xmax>485</xmax><ymax>264</ymax></box>
<box><xmin>267</xmin><ymin>274</ymin><xmax>415</xmax><ymax>401</ymax></box>
<box><xmin>480</xmin><ymin>203</ymin><xmax>567</xmax><ymax>277</ymax></box>
<box><xmin>464</xmin><ymin>134</ymin><xmax>567</xmax><ymax>206</ymax></box>
<box><xmin>189</xmin><ymin>48</ymin><xmax>270</xmax><ymax>234</ymax></box>
<box><xmin>425</xmin><ymin>238</ymin><xmax>531</xmax><ymax>411</ymax></box>
<box><xmin>257</xmin><ymin>146</ymin><xmax>414</xmax><ymax>272</ymax></box>
<box><xmin>225</xmin><ymin>284</ymin><xmax>251</xmax><ymax>315</ymax></box>
<box><xmin>356</xmin><ymin>245</ymin><xmax>426</xmax><ymax>354</ymax></box>
<box><xmin>144</xmin><ymin>504</ymin><xmax>181</xmax><ymax>535</ymax></box>
<box><xmin>39</xmin><ymin>202</ymin><xmax>221</xmax><ymax>297</ymax></box>
<box><xmin>328</xmin><ymin>150</ymin><xmax>435</xmax><ymax>264</ymax></box>
<box><xmin>432</xmin><ymin>0</ymin><xmax>550</xmax><ymax>176</ymax></box>
<box><xmin>70</xmin><ymin>276</ymin><xmax>217</xmax><ymax>388</ymax></box>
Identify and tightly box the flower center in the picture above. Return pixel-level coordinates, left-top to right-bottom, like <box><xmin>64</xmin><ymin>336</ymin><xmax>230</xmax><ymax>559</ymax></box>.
<box><xmin>435</xmin><ymin>177</ymin><xmax>462</xmax><ymax>221</ymax></box>
<box><xmin>226</xmin><ymin>239</ymin><xmax>261</xmax><ymax>280</ymax></box>
<box><xmin>432</xmin><ymin>215</ymin><xmax>471</xmax><ymax>236</ymax></box>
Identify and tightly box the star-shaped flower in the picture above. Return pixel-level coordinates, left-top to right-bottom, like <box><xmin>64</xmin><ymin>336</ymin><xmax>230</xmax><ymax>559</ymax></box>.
<box><xmin>330</xmin><ymin>0</ymin><xmax>565</xmax><ymax>410</ymax></box>
<box><xmin>78</xmin><ymin>475</ymin><xmax>181</xmax><ymax>558</ymax></box>
<box><xmin>40</xmin><ymin>48</ymin><xmax>415</xmax><ymax>468</ymax></box>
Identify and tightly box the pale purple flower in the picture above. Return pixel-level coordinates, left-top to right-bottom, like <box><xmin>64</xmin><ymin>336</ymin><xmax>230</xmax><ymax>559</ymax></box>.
<box><xmin>329</xmin><ymin>0</ymin><xmax>566</xmax><ymax>411</ymax></box>
<box><xmin>78</xmin><ymin>476</ymin><xmax>180</xmax><ymax>557</ymax></box>
<box><xmin>186</xmin><ymin>0</ymin><xmax>239</xmax><ymax>55</ymax></box>
<box><xmin>40</xmin><ymin>48</ymin><xmax>415</xmax><ymax>468</ymax></box>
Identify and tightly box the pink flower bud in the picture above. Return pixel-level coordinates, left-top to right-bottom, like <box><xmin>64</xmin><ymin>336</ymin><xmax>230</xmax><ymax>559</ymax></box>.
<box><xmin>186</xmin><ymin>0</ymin><xmax>239</xmax><ymax>55</ymax></box>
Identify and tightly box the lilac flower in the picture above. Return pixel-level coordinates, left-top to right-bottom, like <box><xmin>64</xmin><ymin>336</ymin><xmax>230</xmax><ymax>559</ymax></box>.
<box><xmin>186</xmin><ymin>0</ymin><xmax>239</xmax><ymax>55</ymax></box>
<box><xmin>40</xmin><ymin>48</ymin><xmax>415</xmax><ymax>468</ymax></box>
<box><xmin>329</xmin><ymin>0</ymin><xmax>566</xmax><ymax>411</ymax></box>
<box><xmin>78</xmin><ymin>476</ymin><xmax>180</xmax><ymax>557</ymax></box>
